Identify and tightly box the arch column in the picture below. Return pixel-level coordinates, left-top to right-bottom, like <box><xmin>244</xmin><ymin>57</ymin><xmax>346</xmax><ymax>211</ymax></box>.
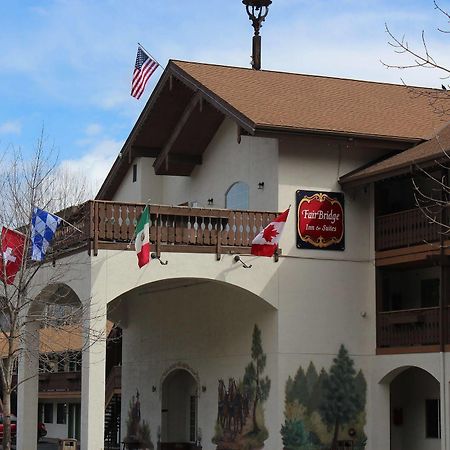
<box><xmin>17</xmin><ymin>321</ymin><xmax>40</xmax><ymax>450</ymax></box>
<box><xmin>369</xmin><ymin>381</ymin><xmax>390</xmax><ymax>450</ymax></box>
<box><xmin>80</xmin><ymin>297</ymin><xmax>107</xmax><ymax>450</ymax></box>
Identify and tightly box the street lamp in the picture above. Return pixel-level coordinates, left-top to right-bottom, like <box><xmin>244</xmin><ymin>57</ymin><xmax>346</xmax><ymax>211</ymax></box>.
<box><xmin>242</xmin><ymin>0</ymin><xmax>272</xmax><ymax>70</ymax></box>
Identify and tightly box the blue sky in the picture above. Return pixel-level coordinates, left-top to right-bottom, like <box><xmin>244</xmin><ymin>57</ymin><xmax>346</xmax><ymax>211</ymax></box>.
<box><xmin>0</xmin><ymin>0</ymin><xmax>448</xmax><ymax>192</ymax></box>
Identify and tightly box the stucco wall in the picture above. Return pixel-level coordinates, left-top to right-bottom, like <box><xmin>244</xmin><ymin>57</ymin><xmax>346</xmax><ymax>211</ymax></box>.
<box><xmin>111</xmin><ymin>119</ymin><xmax>279</xmax><ymax>211</ymax></box>
<box><xmin>119</xmin><ymin>281</ymin><xmax>278</xmax><ymax>450</ymax></box>
<box><xmin>166</xmin><ymin>119</ymin><xmax>278</xmax><ymax>211</ymax></box>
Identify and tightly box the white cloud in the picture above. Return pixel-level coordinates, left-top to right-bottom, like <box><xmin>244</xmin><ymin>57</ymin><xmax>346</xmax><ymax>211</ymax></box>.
<box><xmin>85</xmin><ymin>123</ymin><xmax>102</xmax><ymax>136</ymax></box>
<box><xmin>60</xmin><ymin>138</ymin><xmax>122</xmax><ymax>195</ymax></box>
<box><xmin>0</xmin><ymin>120</ymin><xmax>21</xmax><ymax>135</ymax></box>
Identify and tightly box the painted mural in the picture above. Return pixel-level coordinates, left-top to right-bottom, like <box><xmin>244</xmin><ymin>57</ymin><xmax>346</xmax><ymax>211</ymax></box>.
<box><xmin>123</xmin><ymin>390</ymin><xmax>154</xmax><ymax>450</ymax></box>
<box><xmin>282</xmin><ymin>345</ymin><xmax>367</xmax><ymax>450</ymax></box>
<box><xmin>213</xmin><ymin>324</ymin><xmax>271</xmax><ymax>450</ymax></box>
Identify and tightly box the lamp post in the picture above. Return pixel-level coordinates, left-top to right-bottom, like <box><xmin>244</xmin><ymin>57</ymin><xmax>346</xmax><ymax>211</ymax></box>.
<box><xmin>242</xmin><ymin>0</ymin><xmax>272</xmax><ymax>70</ymax></box>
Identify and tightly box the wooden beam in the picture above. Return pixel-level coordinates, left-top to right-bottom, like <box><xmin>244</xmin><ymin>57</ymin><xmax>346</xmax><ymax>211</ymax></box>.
<box><xmin>130</xmin><ymin>146</ymin><xmax>160</xmax><ymax>158</ymax></box>
<box><xmin>166</xmin><ymin>153</ymin><xmax>202</xmax><ymax>166</ymax></box>
<box><xmin>153</xmin><ymin>91</ymin><xmax>202</xmax><ymax>173</ymax></box>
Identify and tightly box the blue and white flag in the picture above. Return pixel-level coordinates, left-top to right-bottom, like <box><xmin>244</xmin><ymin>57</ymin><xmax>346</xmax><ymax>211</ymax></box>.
<box><xmin>31</xmin><ymin>207</ymin><xmax>62</xmax><ymax>261</ymax></box>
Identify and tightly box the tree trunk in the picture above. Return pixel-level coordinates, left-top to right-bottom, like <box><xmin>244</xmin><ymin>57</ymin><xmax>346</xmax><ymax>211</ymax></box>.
<box><xmin>331</xmin><ymin>418</ymin><xmax>340</xmax><ymax>450</ymax></box>
<box><xmin>252</xmin><ymin>397</ymin><xmax>259</xmax><ymax>433</ymax></box>
<box><xmin>3</xmin><ymin>388</ymin><xmax>12</xmax><ymax>450</ymax></box>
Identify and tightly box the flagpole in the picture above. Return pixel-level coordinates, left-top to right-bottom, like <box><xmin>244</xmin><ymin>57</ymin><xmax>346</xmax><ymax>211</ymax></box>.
<box><xmin>57</xmin><ymin>216</ymin><xmax>83</xmax><ymax>234</ymax></box>
<box><xmin>138</xmin><ymin>43</ymin><xmax>165</xmax><ymax>70</ymax></box>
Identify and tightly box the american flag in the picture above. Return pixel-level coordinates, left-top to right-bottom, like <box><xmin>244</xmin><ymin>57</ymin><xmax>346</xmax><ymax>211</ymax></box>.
<box><xmin>131</xmin><ymin>47</ymin><xmax>159</xmax><ymax>99</ymax></box>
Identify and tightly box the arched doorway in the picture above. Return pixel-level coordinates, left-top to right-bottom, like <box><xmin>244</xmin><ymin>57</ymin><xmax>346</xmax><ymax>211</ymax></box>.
<box><xmin>388</xmin><ymin>367</ymin><xmax>440</xmax><ymax>450</ymax></box>
<box><xmin>161</xmin><ymin>369</ymin><xmax>198</xmax><ymax>447</ymax></box>
<box><xmin>24</xmin><ymin>283</ymin><xmax>83</xmax><ymax>443</ymax></box>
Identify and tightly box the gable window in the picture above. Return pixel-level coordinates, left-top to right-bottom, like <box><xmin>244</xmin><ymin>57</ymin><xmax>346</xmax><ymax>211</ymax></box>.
<box><xmin>225</xmin><ymin>182</ymin><xmax>249</xmax><ymax>210</ymax></box>
<box><xmin>132</xmin><ymin>164</ymin><xmax>137</xmax><ymax>183</ymax></box>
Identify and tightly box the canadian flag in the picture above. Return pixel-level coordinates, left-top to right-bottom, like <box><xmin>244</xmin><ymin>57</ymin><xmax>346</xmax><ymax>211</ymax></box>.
<box><xmin>251</xmin><ymin>208</ymin><xmax>290</xmax><ymax>257</ymax></box>
<box><xmin>0</xmin><ymin>227</ymin><xmax>26</xmax><ymax>285</ymax></box>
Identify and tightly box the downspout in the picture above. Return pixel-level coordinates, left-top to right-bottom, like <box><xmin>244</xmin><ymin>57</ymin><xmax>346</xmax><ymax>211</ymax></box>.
<box><xmin>439</xmin><ymin>167</ymin><xmax>448</xmax><ymax>450</ymax></box>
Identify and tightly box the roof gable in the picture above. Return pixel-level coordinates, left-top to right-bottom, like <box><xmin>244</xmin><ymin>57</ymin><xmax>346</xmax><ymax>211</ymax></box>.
<box><xmin>97</xmin><ymin>60</ymin><xmax>447</xmax><ymax>200</ymax></box>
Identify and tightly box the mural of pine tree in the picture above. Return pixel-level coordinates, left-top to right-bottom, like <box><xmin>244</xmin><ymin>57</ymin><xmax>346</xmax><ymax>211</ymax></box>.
<box><xmin>306</xmin><ymin>362</ymin><xmax>319</xmax><ymax>395</ymax></box>
<box><xmin>291</xmin><ymin>366</ymin><xmax>308</xmax><ymax>406</ymax></box>
<box><xmin>319</xmin><ymin>345</ymin><xmax>360</xmax><ymax>449</ymax></box>
<box><xmin>307</xmin><ymin>367</ymin><xmax>328</xmax><ymax>415</ymax></box>
<box><xmin>244</xmin><ymin>324</ymin><xmax>271</xmax><ymax>434</ymax></box>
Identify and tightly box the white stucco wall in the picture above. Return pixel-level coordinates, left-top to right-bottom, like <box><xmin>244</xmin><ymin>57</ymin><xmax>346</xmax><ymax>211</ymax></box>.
<box><xmin>111</xmin><ymin>119</ymin><xmax>279</xmax><ymax>211</ymax></box>
<box><xmin>118</xmin><ymin>281</ymin><xmax>278</xmax><ymax>450</ymax></box>
<box><xmin>163</xmin><ymin>119</ymin><xmax>278</xmax><ymax>211</ymax></box>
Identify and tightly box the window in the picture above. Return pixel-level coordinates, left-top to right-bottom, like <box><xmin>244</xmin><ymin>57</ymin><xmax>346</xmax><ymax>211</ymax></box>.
<box><xmin>68</xmin><ymin>352</ymin><xmax>82</xmax><ymax>372</ymax></box>
<box><xmin>132</xmin><ymin>164</ymin><xmax>137</xmax><ymax>183</ymax></box>
<box><xmin>57</xmin><ymin>403</ymin><xmax>67</xmax><ymax>425</ymax></box>
<box><xmin>426</xmin><ymin>399</ymin><xmax>440</xmax><ymax>438</ymax></box>
<box><xmin>225</xmin><ymin>182</ymin><xmax>249</xmax><ymax>210</ymax></box>
<box><xmin>43</xmin><ymin>403</ymin><xmax>53</xmax><ymax>423</ymax></box>
<box><xmin>421</xmin><ymin>279</ymin><xmax>440</xmax><ymax>308</ymax></box>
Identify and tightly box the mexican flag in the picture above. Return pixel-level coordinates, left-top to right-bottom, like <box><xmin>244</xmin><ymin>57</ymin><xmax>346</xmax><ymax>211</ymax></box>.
<box><xmin>135</xmin><ymin>206</ymin><xmax>150</xmax><ymax>268</ymax></box>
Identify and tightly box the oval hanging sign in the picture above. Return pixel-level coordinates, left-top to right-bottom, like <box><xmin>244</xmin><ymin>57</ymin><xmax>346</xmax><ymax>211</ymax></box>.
<box><xmin>296</xmin><ymin>190</ymin><xmax>345</xmax><ymax>250</ymax></box>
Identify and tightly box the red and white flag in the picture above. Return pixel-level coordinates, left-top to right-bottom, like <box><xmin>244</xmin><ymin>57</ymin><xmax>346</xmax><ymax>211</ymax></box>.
<box><xmin>131</xmin><ymin>46</ymin><xmax>159</xmax><ymax>99</ymax></box>
<box><xmin>0</xmin><ymin>227</ymin><xmax>26</xmax><ymax>285</ymax></box>
<box><xmin>251</xmin><ymin>208</ymin><xmax>290</xmax><ymax>257</ymax></box>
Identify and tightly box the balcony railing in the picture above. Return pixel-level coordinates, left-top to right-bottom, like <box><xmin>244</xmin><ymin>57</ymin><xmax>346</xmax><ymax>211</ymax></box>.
<box><xmin>51</xmin><ymin>200</ymin><xmax>278</xmax><ymax>258</ymax></box>
<box><xmin>38</xmin><ymin>371</ymin><xmax>81</xmax><ymax>393</ymax></box>
<box><xmin>377</xmin><ymin>307</ymin><xmax>443</xmax><ymax>348</ymax></box>
<box><xmin>375</xmin><ymin>207</ymin><xmax>443</xmax><ymax>251</ymax></box>
<box><xmin>105</xmin><ymin>366</ymin><xmax>121</xmax><ymax>407</ymax></box>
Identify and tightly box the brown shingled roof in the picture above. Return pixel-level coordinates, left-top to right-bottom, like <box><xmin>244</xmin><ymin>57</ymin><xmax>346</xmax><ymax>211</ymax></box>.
<box><xmin>172</xmin><ymin>60</ymin><xmax>445</xmax><ymax>141</ymax></box>
<box><xmin>340</xmin><ymin>122</ymin><xmax>450</xmax><ymax>186</ymax></box>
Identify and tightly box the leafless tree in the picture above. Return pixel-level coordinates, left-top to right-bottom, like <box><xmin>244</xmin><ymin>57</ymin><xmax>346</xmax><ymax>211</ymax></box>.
<box><xmin>0</xmin><ymin>130</ymin><xmax>104</xmax><ymax>450</ymax></box>
<box><xmin>383</xmin><ymin>1</ymin><xmax>450</xmax><ymax>241</ymax></box>
<box><xmin>382</xmin><ymin>1</ymin><xmax>449</xmax><ymax>114</ymax></box>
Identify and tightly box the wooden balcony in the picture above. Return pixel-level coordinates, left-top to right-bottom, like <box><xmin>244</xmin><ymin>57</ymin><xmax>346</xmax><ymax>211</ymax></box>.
<box><xmin>52</xmin><ymin>200</ymin><xmax>278</xmax><ymax>259</ymax></box>
<box><xmin>38</xmin><ymin>371</ymin><xmax>81</xmax><ymax>394</ymax></box>
<box><xmin>105</xmin><ymin>366</ymin><xmax>121</xmax><ymax>407</ymax></box>
<box><xmin>375</xmin><ymin>207</ymin><xmax>442</xmax><ymax>252</ymax></box>
<box><xmin>377</xmin><ymin>307</ymin><xmax>440</xmax><ymax>347</ymax></box>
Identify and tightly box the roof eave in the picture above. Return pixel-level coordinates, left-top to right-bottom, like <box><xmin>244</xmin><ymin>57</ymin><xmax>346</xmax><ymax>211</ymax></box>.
<box><xmin>255</xmin><ymin>124</ymin><xmax>426</xmax><ymax>143</ymax></box>
<box><xmin>339</xmin><ymin>154</ymin><xmax>447</xmax><ymax>188</ymax></box>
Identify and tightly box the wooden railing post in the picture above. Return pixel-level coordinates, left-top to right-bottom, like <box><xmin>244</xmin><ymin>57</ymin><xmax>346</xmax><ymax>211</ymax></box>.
<box><xmin>93</xmin><ymin>201</ymin><xmax>99</xmax><ymax>256</ymax></box>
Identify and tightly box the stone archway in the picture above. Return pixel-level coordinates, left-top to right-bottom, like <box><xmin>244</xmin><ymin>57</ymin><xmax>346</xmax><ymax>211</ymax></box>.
<box><xmin>161</xmin><ymin>368</ymin><xmax>198</xmax><ymax>446</ymax></box>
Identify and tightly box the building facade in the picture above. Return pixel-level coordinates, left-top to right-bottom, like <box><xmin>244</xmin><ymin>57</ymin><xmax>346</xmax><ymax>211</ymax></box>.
<box><xmin>15</xmin><ymin>60</ymin><xmax>450</xmax><ymax>450</ymax></box>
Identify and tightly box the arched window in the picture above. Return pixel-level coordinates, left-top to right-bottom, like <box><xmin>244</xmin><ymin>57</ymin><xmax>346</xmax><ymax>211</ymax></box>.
<box><xmin>225</xmin><ymin>181</ymin><xmax>249</xmax><ymax>210</ymax></box>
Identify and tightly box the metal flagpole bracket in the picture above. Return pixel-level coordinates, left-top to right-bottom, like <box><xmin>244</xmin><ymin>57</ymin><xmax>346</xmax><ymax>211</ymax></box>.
<box><xmin>234</xmin><ymin>255</ymin><xmax>252</xmax><ymax>269</ymax></box>
<box><xmin>151</xmin><ymin>252</ymin><xmax>168</xmax><ymax>265</ymax></box>
<box><xmin>273</xmin><ymin>248</ymin><xmax>281</xmax><ymax>262</ymax></box>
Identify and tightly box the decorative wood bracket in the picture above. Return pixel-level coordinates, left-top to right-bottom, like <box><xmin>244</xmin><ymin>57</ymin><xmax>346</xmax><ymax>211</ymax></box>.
<box><xmin>153</xmin><ymin>91</ymin><xmax>202</xmax><ymax>173</ymax></box>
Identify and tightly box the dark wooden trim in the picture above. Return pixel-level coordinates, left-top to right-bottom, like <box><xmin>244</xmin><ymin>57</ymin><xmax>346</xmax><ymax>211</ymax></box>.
<box><xmin>170</xmin><ymin>63</ymin><xmax>256</xmax><ymax>134</ymax></box>
<box><xmin>168</xmin><ymin>154</ymin><xmax>202</xmax><ymax>165</ymax></box>
<box><xmin>256</xmin><ymin>124</ymin><xmax>422</xmax><ymax>144</ymax></box>
<box><xmin>97</xmin><ymin>242</ymin><xmax>253</xmax><ymax>255</ymax></box>
<box><xmin>93</xmin><ymin>201</ymin><xmax>99</xmax><ymax>256</ymax></box>
<box><xmin>375</xmin><ymin>240</ymin><xmax>449</xmax><ymax>267</ymax></box>
<box><xmin>131</xmin><ymin>146</ymin><xmax>160</xmax><ymax>158</ymax></box>
<box><xmin>153</xmin><ymin>91</ymin><xmax>201</xmax><ymax>173</ymax></box>
<box><xmin>376</xmin><ymin>345</ymin><xmax>440</xmax><ymax>355</ymax></box>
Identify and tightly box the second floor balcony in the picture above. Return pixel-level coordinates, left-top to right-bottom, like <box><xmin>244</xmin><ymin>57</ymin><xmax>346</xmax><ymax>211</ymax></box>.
<box><xmin>52</xmin><ymin>201</ymin><xmax>279</xmax><ymax>259</ymax></box>
<box><xmin>376</xmin><ymin>206</ymin><xmax>446</xmax><ymax>252</ymax></box>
